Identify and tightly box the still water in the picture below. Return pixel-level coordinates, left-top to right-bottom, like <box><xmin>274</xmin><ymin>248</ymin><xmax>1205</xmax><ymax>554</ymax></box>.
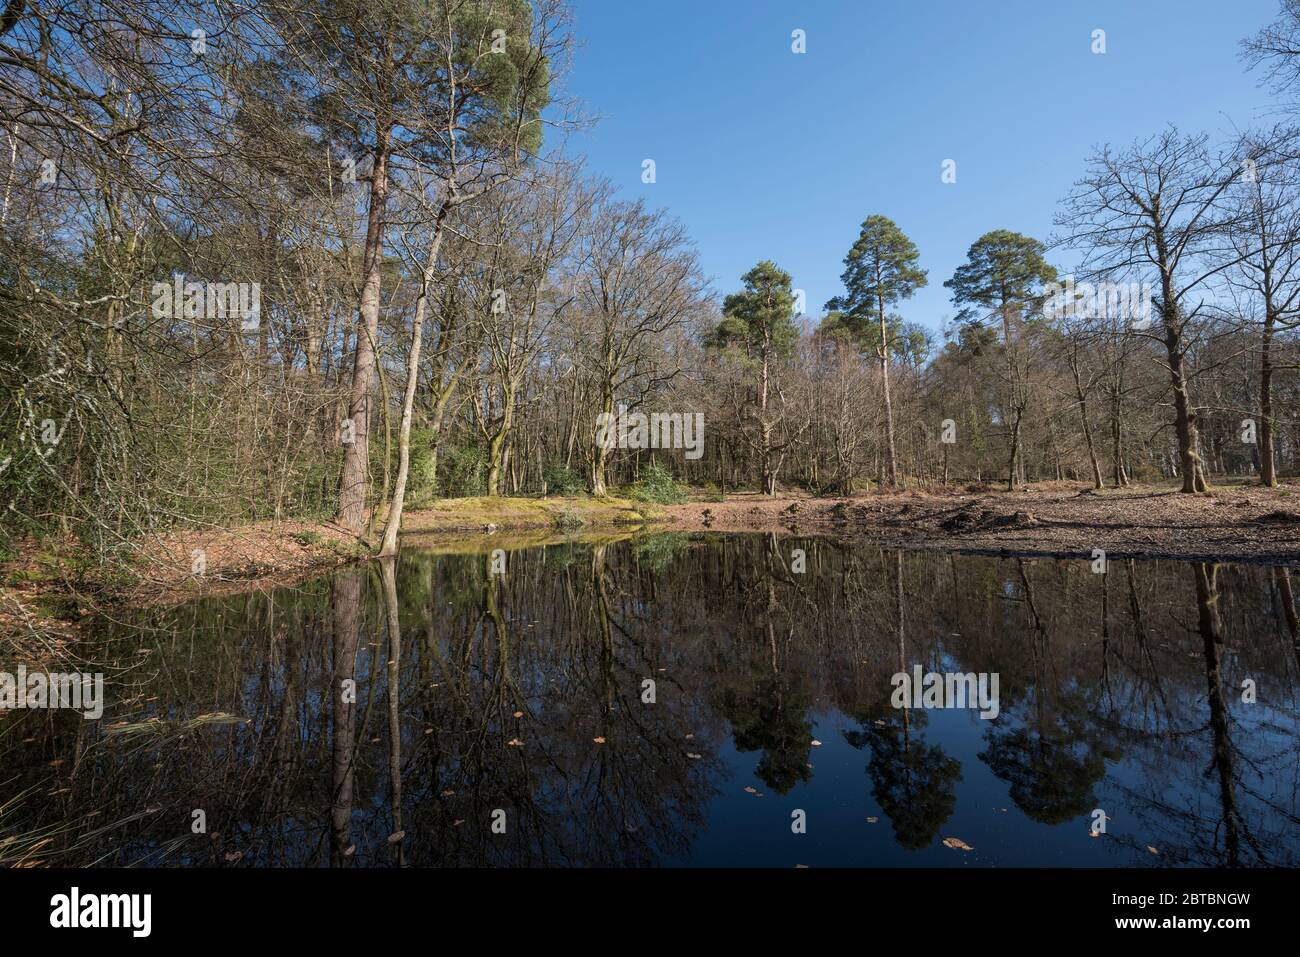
<box><xmin>3</xmin><ymin>533</ymin><xmax>1299</xmax><ymax>867</ymax></box>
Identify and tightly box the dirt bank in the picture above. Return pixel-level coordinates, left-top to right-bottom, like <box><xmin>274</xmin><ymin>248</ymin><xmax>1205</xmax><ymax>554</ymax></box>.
<box><xmin>651</xmin><ymin>482</ymin><xmax>1300</xmax><ymax>565</ymax></box>
<box><xmin>6</xmin><ymin>481</ymin><xmax>1299</xmax><ymax>651</ymax></box>
<box><xmin>1</xmin><ymin>519</ymin><xmax>368</xmax><ymax>656</ymax></box>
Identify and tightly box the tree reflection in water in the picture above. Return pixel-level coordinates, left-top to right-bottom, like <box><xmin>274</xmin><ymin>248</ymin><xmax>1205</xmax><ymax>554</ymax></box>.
<box><xmin>2</xmin><ymin>534</ymin><xmax>1297</xmax><ymax>867</ymax></box>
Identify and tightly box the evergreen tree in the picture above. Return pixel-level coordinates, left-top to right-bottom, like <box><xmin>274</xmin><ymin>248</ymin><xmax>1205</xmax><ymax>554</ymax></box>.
<box><xmin>826</xmin><ymin>215</ymin><xmax>927</xmax><ymax>486</ymax></box>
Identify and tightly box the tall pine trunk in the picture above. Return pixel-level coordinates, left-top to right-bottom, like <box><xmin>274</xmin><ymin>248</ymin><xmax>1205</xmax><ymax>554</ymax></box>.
<box><xmin>337</xmin><ymin>136</ymin><xmax>391</xmax><ymax>533</ymax></box>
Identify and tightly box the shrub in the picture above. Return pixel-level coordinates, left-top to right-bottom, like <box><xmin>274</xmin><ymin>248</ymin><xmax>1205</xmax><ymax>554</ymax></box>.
<box><xmin>553</xmin><ymin>507</ymin><xmax>585</xmax><ymax>530</ymax></box>
<box><xmin>630</xmin><ymin>462</ymin><xmax>687</xmax><ymax>504</ymax></box>
<box><xmin>442</xmin><ymin>444</ymin><xmax>487</xmax><ymax>497</ymax></box>
<box><xmin>404</xmin><ymin>427</ymin><xmax>439</xmax><ymax>506</ymax></box>
<box><xmin>543</xmin><ymin>463</ymin><xmax>585</xmax><ymax>496</ymax></box>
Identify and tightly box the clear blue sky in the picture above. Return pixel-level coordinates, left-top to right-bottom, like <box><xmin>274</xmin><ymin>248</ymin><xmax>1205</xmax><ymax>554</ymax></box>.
<box><xmin>564</xmin><ymin>0</ymin><xmax>1281</xmax><ymax>337</ymax></box>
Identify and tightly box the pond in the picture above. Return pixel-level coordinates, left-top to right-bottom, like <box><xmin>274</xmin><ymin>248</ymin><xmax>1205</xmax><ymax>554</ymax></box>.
<box><xmin>2</xmin><ymin>533</ymin><xmax>1298</xmax><ymax>867</ymax></box>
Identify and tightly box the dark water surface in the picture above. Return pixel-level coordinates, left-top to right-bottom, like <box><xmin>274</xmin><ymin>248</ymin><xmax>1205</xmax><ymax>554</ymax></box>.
<box><xmin>3</xmin><ymin>533</ymin><xmax>1299</xmax><ymax>867</ymax></box>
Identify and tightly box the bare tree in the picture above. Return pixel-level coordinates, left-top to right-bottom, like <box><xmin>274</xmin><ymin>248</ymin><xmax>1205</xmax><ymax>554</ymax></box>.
<box><xmin>1056</xmin><ymin>130</ymin><xmax>1249</xmax><ymax>493</ymax></box>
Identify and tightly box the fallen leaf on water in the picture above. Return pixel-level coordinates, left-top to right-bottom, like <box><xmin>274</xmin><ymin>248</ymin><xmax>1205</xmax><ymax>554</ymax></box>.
<box><xmin>593</xmin><ymin>736</ymin><xmax>606</xmax><ymax>744</ymax></box>
<box><xmin>344</xmin><ymin>845</ymin><xmax>356</xmax><ymax>856</ymax></box>
<box><xmin>440</xmin><ymin>789</ymin><xmax>455</xmax><ymax>797</ymax></box>
<box><xmin>686</xmin><ymin>752</ymin><xmax>702</xmax><ymax>759</ymax></box>
<box><xmin>1089</xmin><ymin>831</ymin><xmax>1100</xmax><ymax>839</ymax></box>
<box><xmin>744</xmin><ymin>786</ymin><xmax>757</xmax><ymax>794</ymax></box>
<box><xmin>867</xmin><ymin>817</ymin><xmax>879</xmax><ymax>824</ymax></box>
<box><xmin>506</xmin><ymin>738</ymin><xmax>524</xmax><ymax>747</ymax></box>
<box><xmin>452</xmin><ymin>820</ymin><xmax>465</xmax><ymax>827</ymax></box>
<box><xmin>942</xmin><ymin>837</ymin><xmax>974</xmax><ymax>851</ymax></box>
<box><xmin>995</xmin><ymin>807</ymin><xmax>1008</xmax><ymax>813</ymax></box>
<box><xmin>1147</xmin><ymin>845</ymin><xmax>1159</xmax><ymax>855</ymax></box>
<box><xmin>874</xmin><ymin>719</ymin><xmax>887</xmax><ymax>727</ymax></box>
<box><xmin>387</xmin><ymin>831</ymin><xmax>405</xmax><ymax>843</ymax></box>
<box><xmin>810</xmin><ymin>739</ymin><xmax>822</xmax><ymax>747</ymax></box>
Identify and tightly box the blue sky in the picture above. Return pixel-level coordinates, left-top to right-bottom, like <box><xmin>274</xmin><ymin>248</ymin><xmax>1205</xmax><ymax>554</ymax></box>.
<box><xmin>563</xmin><ymin>0</ymin><xmax>1282</xmax><ymax>337</ymax></box>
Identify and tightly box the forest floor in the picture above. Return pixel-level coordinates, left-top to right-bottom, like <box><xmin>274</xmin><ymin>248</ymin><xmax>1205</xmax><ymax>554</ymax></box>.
<box><xmin>0</xmin><ymin>519</ymin><xmax>369</xmax><ymax>658</ymax></box>
<box><xmin>4</xmin><ymin>479</ymin><xmax>1300</xmax><ymax>655</ymax></box>
<box><xmin>648</xmin><ymin>479</ymin><xmax>1300</xmax><ymax>565</ymax></box>
<box><xmin>398</xmin><ymin>480</ymin><xmax>1300</xmax><ymax>565</ymax></box>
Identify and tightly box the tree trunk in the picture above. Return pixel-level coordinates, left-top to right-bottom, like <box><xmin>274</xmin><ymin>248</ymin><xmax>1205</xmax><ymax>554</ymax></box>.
<box><xmin>486</xmin><ymin>391</ymin><xmax>515</xmax><ymax>497</ymax></box>
<box><xmin>1005</xmin><ymin>404</ymin><xmax>1023</xmax><ymax>492</ymax></box>
<box><xmin>336</xmin><ymin>137</ymin><xmax>390</xmax><ymax>532</ymax></box>
<box><xmin>1260</xmin><ymin>310</ymin><xmax>1277</xmax><ymax>487</ymax></box>
<box><xmin>1001</xmin><ymin>299</ymin><xmax>1021</xmax><ymax>491</ymax></box>
<box><xmin>1162</xmin><ymin>307</ymin><xmax>1207</xmax><ymax>493</ymax></box>
<box><xmin>379</xmin><ymin>209</ymin><xmax>449</xmax><ymax>557</ymax></box>
<box><xmin>759</xmin><ymin>334</ymin><xmax>774</xmax><ymax>494</ymax></box>
<box><xmin>1153</xmin><ymin>234</ymin><xmax>1208</xmax><ymax>494</ymax></box>
<box><xmin>591</xmin><ymin>386</ymin><xmax>613</xmax><ymax>496</ymax></box>
<box><xmin>1072</xmin><ymin>360</ymin><xmax>1104</xmax><ymax>489</ymax></box>
<box><xmin>878</xmin><ymin>293</ymin><xmax>899</xmax><ymax>486</ymax></box>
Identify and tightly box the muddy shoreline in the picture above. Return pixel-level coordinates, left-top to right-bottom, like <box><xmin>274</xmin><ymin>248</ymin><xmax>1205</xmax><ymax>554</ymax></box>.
<box><xmin>649</xmin><ymin>484</ymin><xmax>1300</xmax><ymax>567</ymax></box>
<box><xmin>4</xmin><ymin>482</ymin><xmax>1299</xmax><ymax>648</ymax></box>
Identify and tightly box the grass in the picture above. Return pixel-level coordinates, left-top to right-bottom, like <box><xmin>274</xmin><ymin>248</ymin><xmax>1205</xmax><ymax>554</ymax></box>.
<box><xmin>401</xmin><ymin>494</ymin><xmax>651</xmax><ymax>532</ymax></box>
